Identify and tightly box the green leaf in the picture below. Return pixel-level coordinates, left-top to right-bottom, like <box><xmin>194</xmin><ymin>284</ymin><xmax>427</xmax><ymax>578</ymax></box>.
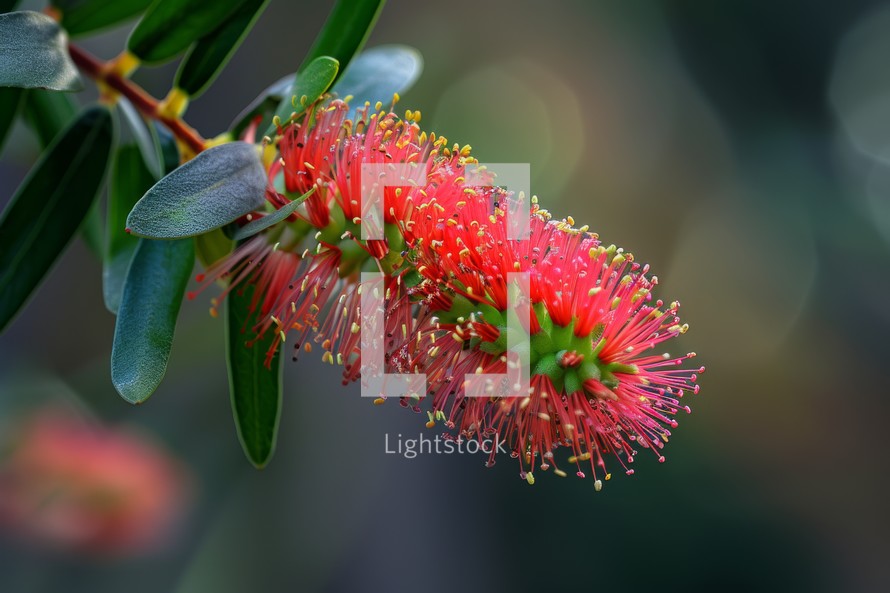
<box><xmin>175</xmin><ymin>0</ymin><xmax>269</xmax><ymax>98</ymax></box>
<box><xmin>111</xmin><ymin>237</ymin><xmax>194</xmax><ymax>403</ymax></box>
<box><xmin>104</xmin><ymin>145</ymin><xmax>157</xmax><ymax>313</ymax></box>
<box><xmin>21</xmin><ymin>89</ymin><xmax>105</xmax><ymax>258</ymax></box>
<box><xmin>52</xmin><ymin>0</ymin><xmax>153</xmax><ymax>37</ymax></box>
<box><xmin>152</xmin><ymin>120</ymin><xmax>181</xmax><ymax>173</ymax></box>
<box><xmin>109</xmin><ymin>122</ymin><xmax>184</xmax><ymax>402</ymax></box>
<box><xmin>265</xmin><ymin>56</ymin><xmax>339</xmax><ymax>137</ymax></box>
<box><xmin>21</xmin><ymin>88</ymin><xmax>77</xmax><ymax>146</ymax></box>
<box><xmin>195</xmin><ymin>227</ymin><xmax>234</xmax><ymax>268</ymax></box>
<box><xmin>0</xmin><ymin>11</ymin><xmax>82</xmax><ymax>90</ymax></box>
<box><xmin>0</xmin><ymin>105</ymin><xmax>113</xmax><ymax>332</ymax></box>
<box><xmin>0</xmin><ymin>86</ymin><xmax>24</xmax><ymax>153</ymax></box>
<box><xmin>127</xmin><ymin>0</ymin><xmax>245</xmax><ymax>64</ymax></box>
<box><xmin>118</xmin><ymin>97</ymin><xmax>163</xmax><ymax>179</ymax></box>
<box><xmin>231</xmin><ymin>187</ymin><xmax>314</xmax><ymax>241</ymax></box>
<box><xmin>332</xmin><ymin>45</ymin><xmax>422</xmax><ymax>117</ymax></box>
<box><xmin>226</xmin><ymin>281</ymin><xmax>282</xmax><ymax>468</ymax></box>
<box><xmin>301</xmin><ymin>0</ymin><xmax>385</xmax><ymax>77</ymax></box>
<box><xmin>80</xmin><ymin>196</ymin><xmax>105</xmax><ymax>257</ymax></box>
<box><xmin>126</xmin><ymin>141</ymin><xmax>268</xmax><ymax>239</ymax></box>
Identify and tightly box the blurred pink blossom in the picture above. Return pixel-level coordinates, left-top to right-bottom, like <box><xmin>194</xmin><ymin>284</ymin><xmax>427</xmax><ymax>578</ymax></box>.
<box><xmin>0</xmin><ymin>408</ymin><xmax>192</xmax><ymax>555</ymax></box>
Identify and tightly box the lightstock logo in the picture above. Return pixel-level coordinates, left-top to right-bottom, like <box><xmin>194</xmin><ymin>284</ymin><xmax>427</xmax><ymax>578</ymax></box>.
<box><xmin>358</xmin><ymin>162</ymin><xmax>532</xmax><ymax>410</ymax></box>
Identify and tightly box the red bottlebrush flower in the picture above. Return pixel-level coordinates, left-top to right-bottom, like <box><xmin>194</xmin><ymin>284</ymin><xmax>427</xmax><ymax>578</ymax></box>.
<box><xmin>190</xmin><ymin>99</ymin><xmax>459</xmax><ymax>376</ymax></box>
<box><xmin>398</xmin><ymin>196</ymin><xmax>703</xmax><ymax>487</ymax></box>
<box><xmin>190</xmin><ymin>94</ymin><xmax>703</xmax><ymax>488</ymax></box>
<box><xmin>0</xmin><ymin>408</ymin><xmax>191</xmax><ymax>554</ymax></box>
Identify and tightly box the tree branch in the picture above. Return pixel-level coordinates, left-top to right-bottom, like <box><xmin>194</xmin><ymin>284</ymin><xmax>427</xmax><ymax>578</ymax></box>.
<box><xmin>67</xmin><ymin>44</ymin><xmax>207</xmax><ymax>156</ymax></box>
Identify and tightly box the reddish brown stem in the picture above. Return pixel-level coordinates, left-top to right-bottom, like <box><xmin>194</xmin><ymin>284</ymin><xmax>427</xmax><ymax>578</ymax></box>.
<box><xmin>67</xmin><ymin>44</ymin><xmax>206</xmax><ymax>155</ymax></box>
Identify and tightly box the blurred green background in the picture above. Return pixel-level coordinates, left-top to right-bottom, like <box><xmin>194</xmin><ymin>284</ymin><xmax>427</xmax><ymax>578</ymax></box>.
<box><xmin>2</xmin><ymin>0</ymin><xmax>889</xmax><ymax>591</ymax></box>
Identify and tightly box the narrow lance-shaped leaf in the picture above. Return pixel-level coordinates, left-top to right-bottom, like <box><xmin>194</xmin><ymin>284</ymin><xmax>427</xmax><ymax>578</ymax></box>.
<box><xmin>80</xmin><ymin>185</ymin><xmax>105</xmax><ymax>256</ymax></box>
<box><xmin>332</xmin><ymin>45</ymin><xmax>423</xmax><ymax>118</ymax></box>
<box><xmin>0</xmin><ymin>11</ymin><xmax>82</xmax><ymax>90</ymax></box>
<box><xmin>0</xmin><ymin>87</ymin><xmax>24</xmax><ymax>153</ymax></box>
<box><xmin>232</xmin><ymin>187</ymin><xmax>315</xmax><ymax>241</ymax></box>
<box><xmin>52</xmin><ymin>0</ymin><xmax>153</xmax><ymax>37</ymax></box>
<box><xmin>104</xmin><ymin>145</ymin><xmax>156</xmax><ymax>313</ymax></box>
<box><xmin>111</xmin><ymin>237</ymin><xmax>194</xmax><ymax>403</ymax></box>
<box><xmin>152</xmin><ymin>120</ymin><xmax>181</xmax><ymax>173</ymax></box>
<box><xmin>127</xmin><ymin>0</ymin><xmax>246</xmax><ymax>64</ymax></box>
<box><xmin>23</xmin><ymin>90</ymin><xmax>104</xmax><ymax>257</ymax></box>
<box><xmin>175</xmin><ymin>0</ymin><xmax>269</xmax><ymax>98</ymax></box>
<box><xmin>226</xmin><ymin>281</ymin><xmax>282</xmax><ymax>468</ymax></box>
<box><xmin>265</xmin><ymin>56</ymin><xmax>339</xmax><ymax>137</ymax></box>
<box><xmin>300</xmin><ymin>0</ymin><xmax>385</xmax><ymax>78</ymax></box>
<box><xmin>0</xmin><ymin>105</ymin><xmax>113</xmax><ymax>332</ymax></box>
<box><xmin>118</xmin><ymin>97</ymin><xmax>163</xmax><ymax>179</ymax></box>
<box><xmin>126</xmin><ymin>141</ymin><xmax>268</xmax><ymax>239</ymax></box>
<box><xmin>110</xmin><ymin>127</ymin><xmax>191</xmax><ymax>403</ymax></box>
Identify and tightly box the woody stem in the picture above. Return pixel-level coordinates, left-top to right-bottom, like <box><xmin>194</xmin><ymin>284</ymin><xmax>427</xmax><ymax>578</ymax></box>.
<box><xmin>66</xmin><ymin>44</ymin><xmax>207</xmax><ymax>155</ymax></box>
